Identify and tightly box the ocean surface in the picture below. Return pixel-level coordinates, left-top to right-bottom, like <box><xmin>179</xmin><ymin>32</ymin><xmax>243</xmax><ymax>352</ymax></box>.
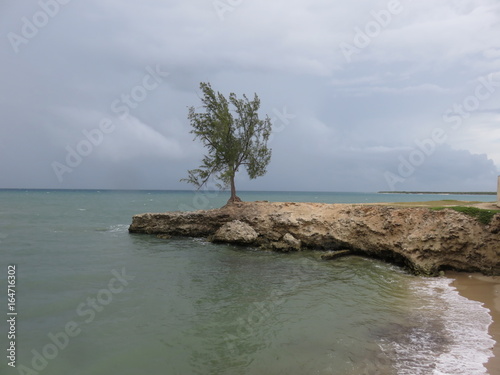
<box><xmin>0</xmin><ymin>189</ymin><xmax>496</xmax><ymax>375</ymax></box>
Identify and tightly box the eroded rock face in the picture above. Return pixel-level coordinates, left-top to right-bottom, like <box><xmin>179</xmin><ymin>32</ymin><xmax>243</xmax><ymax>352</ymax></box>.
<box><xmin>129</xmin><ymin>201</ymin><xmax>500</xmax><ymax>276</ymax></box>
<box><xmin>212</xmin><ymin>220</ymin><xmax>258</xmax><ymax>244</ymax></box>
<box><xmin>490</xmin><ymin>214</ymin><xmax>500</xmax><ymax>234</ymax></box>
<box><xmin>282</xmin><ymin>233</ymin><xmax>301</xmax><ymax>250</ymax></box>
<box><xmin>269</xmin><ymin>233</ymin><xmax>302</xmax><ymax>252</ymax></box>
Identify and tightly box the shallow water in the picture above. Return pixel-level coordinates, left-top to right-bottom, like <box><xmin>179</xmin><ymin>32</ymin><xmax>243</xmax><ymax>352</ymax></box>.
<box><xmin>0</xmin><ymin>190</ymin><xmax>494</xmax><ymax>374</ymax></box>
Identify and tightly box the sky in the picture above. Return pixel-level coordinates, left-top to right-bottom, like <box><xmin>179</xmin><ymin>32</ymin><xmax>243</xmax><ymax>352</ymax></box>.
<box><xmin>1</xmin><ymin>0</ymin><xmax>499</xmax><ymax>192</ymax></box>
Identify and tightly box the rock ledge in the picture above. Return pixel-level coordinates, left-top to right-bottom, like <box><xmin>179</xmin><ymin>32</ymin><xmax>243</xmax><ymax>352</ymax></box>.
<box><xmin>129</xmin><ymin>201</ymin><xmax>500</xmax><ymax>276</ymax></box>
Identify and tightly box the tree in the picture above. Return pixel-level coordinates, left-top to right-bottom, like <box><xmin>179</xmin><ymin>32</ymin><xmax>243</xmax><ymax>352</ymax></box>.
<box><xmin>182</xmin><ymin>82</ymin><xmax>272</xmax><ymax>203</ymax></box>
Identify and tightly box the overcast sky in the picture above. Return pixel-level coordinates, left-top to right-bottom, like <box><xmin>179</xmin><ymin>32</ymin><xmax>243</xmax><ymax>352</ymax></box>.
<box><xmin>1</xmin><ymin>0</ymin><xmax>499</xmax><ymax>192</ymax></box>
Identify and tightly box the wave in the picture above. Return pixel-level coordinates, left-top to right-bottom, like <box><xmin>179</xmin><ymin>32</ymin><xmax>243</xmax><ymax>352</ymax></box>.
<box><xmin>382</xmin><ymin>278</ymin><xmax>494</xmax><ymax>375</ymax></box>
<box><xmin>108</xmin><ymin>224</ymin><xmax>130</xmax><ymax>233</ymax></box>
<box><xmin>95</xmin><ymin>224</ymin><xmax>130</xmax><ymax>233</ymax></box>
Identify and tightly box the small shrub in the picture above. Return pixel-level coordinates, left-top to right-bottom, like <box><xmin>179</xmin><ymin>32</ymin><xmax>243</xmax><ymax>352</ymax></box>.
<box><xmin>431</xmin><ymin>206</ymin><xmax>500</xmax><ymax>225</ymax></box>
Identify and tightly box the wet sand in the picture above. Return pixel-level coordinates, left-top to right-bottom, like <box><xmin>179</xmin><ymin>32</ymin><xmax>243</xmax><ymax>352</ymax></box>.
<box><xmin>448</xmin><ymin>272</ymin><xmax>500</xmax><ymax>374</ymax></box>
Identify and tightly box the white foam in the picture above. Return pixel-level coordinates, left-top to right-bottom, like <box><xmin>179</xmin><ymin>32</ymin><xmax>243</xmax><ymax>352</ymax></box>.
<box><xmin>385</xmin><ymin>277</ymin><xmax>495</xmax><ymax>375</ymax></box>
<box><xmin>107</xmin><ymin>224</ymin><xmax>129</xmax><ymax>233</ymax></box>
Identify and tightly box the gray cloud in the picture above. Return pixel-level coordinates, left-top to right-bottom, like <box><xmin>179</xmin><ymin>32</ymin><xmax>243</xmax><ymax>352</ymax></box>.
<box><xmin>0</xmin><ymin>0</ymin><xmax>499</xmax><ymax>192</ymax></box>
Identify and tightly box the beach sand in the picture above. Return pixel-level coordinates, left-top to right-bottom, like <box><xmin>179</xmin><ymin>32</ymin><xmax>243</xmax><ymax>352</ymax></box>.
<box><xmin>448</xmin><ymin>272</ymin><xmax>500</xmax><ymax>374</ymax></box>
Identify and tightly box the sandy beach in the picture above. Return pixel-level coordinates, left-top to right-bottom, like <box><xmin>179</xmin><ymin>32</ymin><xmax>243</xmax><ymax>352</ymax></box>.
<box><xmin>448</xmin><ymin>272</ymin><xmax>500</xmax><ymax>374</ymax></box>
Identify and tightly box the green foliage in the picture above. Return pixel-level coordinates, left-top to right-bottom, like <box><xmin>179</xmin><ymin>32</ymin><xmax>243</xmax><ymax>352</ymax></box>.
<box><xmin>431</xmin><ymin>206</ymin><xmax>500</xmax><ymax>225</ymax></box>
<box><xmin>182</xmin><ymin>82</ymin><xmax>272</xmax><ymax>200</ymax></box>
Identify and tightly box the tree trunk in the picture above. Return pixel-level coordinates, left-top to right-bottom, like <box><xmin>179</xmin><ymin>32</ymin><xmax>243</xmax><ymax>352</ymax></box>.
<box><xmin>228</xmin><ymin>173</ymin><xmax>242</xmax><ymax>204</ymax></box>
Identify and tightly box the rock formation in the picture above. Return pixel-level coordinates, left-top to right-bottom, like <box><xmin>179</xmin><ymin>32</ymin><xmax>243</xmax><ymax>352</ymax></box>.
<box><xmin>129</xmin><ymin>201</ymin><xmax>500</xmax><ymax>276</ymax></box>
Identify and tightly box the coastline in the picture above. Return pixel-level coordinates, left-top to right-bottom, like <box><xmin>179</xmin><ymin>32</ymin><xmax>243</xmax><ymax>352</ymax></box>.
<box><xmin>448</xmin><ymin>272</ymin><xmax>500</xmax><ymax>374</ymax></box>
<box><xmin>129</xmin><ymin>197</ymin><xmax>500</xmax><ymax>371</ymax></box>
<box><xmin>130</xmin><ymin>200</ymin><xmax>500</xmax><ymax>276</ymax></box>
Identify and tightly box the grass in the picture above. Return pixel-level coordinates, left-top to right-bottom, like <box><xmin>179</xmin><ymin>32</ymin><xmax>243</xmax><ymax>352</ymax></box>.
<box><xmin>367</xmin><ymin>200</ymin><xmax>500</xmax><ymax>224</ymax></box>
<box><xmin>390</xmin><ymin>200</ymin><xmax>482</xmax><ymax>207</ymax></box>
<box><xmin>378</xmin><ymin>191</ymin><xmax>496</xmax><ymax>195</ymax></box>
<box><xmin>430</xmin><ymin>206</ymin><xmax>500</xmax><ymax>225</ymax></box>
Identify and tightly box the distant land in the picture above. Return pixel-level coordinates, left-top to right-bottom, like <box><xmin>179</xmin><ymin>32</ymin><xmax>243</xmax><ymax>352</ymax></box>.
<box><xmin>378</xmin><ymin>191</ymin><xmax>496</xmax><ymax>195</ymax></box>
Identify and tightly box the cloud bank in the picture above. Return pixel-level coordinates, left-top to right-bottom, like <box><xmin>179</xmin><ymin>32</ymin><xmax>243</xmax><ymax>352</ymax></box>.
<box><xmin>1</xmin><ymin>0</ymin><xmax>499</xmax><ymax>192</ymax></box>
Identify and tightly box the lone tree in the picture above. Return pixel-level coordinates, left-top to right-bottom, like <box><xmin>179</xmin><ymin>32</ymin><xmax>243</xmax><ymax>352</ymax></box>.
<box><xmin>182</xmin><ymin>82</ymin><xmax>272</xmax><ymax>203</ymax></box>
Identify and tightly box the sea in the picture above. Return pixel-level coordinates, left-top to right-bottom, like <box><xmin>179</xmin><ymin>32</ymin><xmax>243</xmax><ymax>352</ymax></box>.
<box><xmin>0</xmin><ymin>189</ymin><xmax>496</xmax><ymax>375</ymax></box>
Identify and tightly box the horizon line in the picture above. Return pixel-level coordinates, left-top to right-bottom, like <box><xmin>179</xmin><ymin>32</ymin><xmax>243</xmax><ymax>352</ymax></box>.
<box><xmin>0</xmin><ymin>188</ymin><xmax>496</xmax><ymax>195</ymax></box>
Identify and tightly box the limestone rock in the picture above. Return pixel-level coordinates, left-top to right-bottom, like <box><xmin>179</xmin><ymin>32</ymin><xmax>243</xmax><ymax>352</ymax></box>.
<box><xmin>489</xmin><ymin>214</ymin><xmax>500</xmax><ymax>234</ymax></box>
<box><xmin>283</xmin><ymin>233</ymin><xmax>301</xmax><ymax>248</ymax></box>
<box><xmin>271</xmin><ymin>233</ymin><xmax>302</xmax><ymax>252</ymax></box>
<box><xmin>321</xmin><ymin>250</ymin><xmax>352</xmax><ymax>260</ymax></box>
<box><xmin>212</xmin><ymin>220</ymin><xmax>258</xmax><ymax>244</ymax></box>
<box><xmin>129</xmin><ymin>201</ymin><xmax>500</xmax><ymax>276</ymax></box>
<box><xmin>156</xmin><ymin>234</ymin><xmax>172</xmax><ymax>239</ymax></box>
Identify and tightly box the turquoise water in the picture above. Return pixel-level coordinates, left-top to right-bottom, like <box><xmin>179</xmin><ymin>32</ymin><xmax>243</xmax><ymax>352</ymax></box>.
<box><xmin>0</xmin><ymin>190</ymin><xmax>495</xmax><ymax>374</ymax></box>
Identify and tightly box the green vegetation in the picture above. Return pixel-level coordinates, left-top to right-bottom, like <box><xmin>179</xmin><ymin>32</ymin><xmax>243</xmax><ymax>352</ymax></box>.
<box><xmin>431</xmin><ymin>206</ymin><xmax>500</xmax><ymax>225</ymax></box>
<box><xmin>182</xmin><ymin>82</ymin><xmax>272</xmax><ymax>203</ymax></box>
<box><xmin>378</xmin><ymin>191</ymin><xmax>496</xmax><ymax>195</ymax></box>
<box><xmin>391</xmin><ymin>200</ymin><xmax>481</xmax><ymax>207</ymax></box>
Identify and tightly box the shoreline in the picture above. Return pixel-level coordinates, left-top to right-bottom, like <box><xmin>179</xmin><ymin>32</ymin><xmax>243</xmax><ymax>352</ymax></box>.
<box><xmin>448</xmin><ymin>272</ymin><xmax>500</xmax><ymax>374</ymax></box>
<box><xmin>130</xmin><ymin>200</ymin><xmax>500</xmax><ymax>276</ymax></box>
<box><xmin>378</xmin><ymin>191</ymin><xmax>496</xmax><ymax>195</ymax></box>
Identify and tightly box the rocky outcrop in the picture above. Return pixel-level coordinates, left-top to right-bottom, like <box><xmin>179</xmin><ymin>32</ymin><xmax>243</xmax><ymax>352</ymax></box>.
<box><xmin>212</xmin><ymin>220</ymin><xmax>258</xmax><ymax>244</ymax></box>
<box><xmin>129</xmin><ymin>201</ymin><xmax>500</xmax><ymax>276</ymax></box>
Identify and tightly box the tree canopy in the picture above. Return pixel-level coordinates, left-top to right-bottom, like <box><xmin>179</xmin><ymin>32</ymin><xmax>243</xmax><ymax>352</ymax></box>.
<box><xmin>182</xmin><ymin>82</ymin><xmax>272</xmax><ymax>203</ymax></box>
